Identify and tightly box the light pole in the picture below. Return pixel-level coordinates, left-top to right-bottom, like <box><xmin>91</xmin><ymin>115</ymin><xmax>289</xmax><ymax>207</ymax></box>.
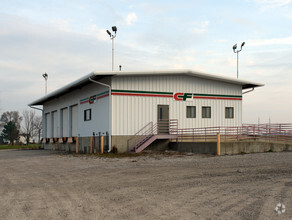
<box><xmin>106</xmin><ymin>26</ymin><xmax>117</xmax><ymax>71</ymax></box>
<box><xmin>42</xmin><ymin>73</ymin><xmax>48</xmax><ymax>95</ymax></box>
<box><xmin>233</xmin><ymin>42</ymin><xmax>245</xmax><ymax>78</ymax></box>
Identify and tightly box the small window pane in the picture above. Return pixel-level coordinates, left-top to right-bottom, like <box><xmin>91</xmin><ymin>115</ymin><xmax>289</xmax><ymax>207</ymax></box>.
<box><xmin>225</xmin><ymin>107</ymin><xmax>234</xmax><ymax>119</ymax></box>
<box><xmin>202</xmin><ymin>106</ymin><xmax>211</xmax><ymax>118</ymax></box>
<box><xmin>84</xmin><ymin>109</ymin><xmax>91</xmax><ymax>121</ymax></box>
<box><xmin>186</xmin><ymin>106</ymin><xmax>196</xmax><ymax>118</ymax></box>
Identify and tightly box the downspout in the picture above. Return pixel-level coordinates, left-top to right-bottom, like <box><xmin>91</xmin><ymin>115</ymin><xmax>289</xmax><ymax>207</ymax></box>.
<box><xmin>242</xmin><ymin>87</ymin><xmax>254</xmax><ymax>94</ymax></box>
<box><xmin>89</xmin><ymin>76</ymin><xmax>112</xmax><ymax>152</ymax></box>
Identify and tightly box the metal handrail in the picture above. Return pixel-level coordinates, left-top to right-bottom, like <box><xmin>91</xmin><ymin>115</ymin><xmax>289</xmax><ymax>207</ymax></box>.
<box><xmin>128</xmin><ymin>119</ymin><xmax>178</xmax><ymax>152</ymax></box>
<box><xmin>177</xmin><ymin>123</ymin><xmax>292</xmax><ymax>143</ymax></box>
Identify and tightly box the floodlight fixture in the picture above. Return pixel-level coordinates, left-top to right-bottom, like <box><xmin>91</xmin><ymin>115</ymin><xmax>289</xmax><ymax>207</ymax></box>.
<box><xmin>233</xmin><ymin>42</ymin><xmax>245</xmax><ymax>78</ymax></box>
<box><xmin>112</xmin><ymin>26</ymin><xmax>117</xmax><ymax>33</ymax></box>
<box><xmin>42</xmin><ymin>72</ymin><xmax>48</xmax><ymax>95</ymax></box>
<box><xmin>42</xmin><ymin>73</ymin><xmax>48</xmax><ymax>80</ymax></box>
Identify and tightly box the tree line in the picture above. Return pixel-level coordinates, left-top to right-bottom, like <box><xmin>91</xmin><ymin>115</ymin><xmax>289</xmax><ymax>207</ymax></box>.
<box><xmin>0</xmin><ymin>110</ymin><xmax>42</xmax><ymax>145</ymax></box>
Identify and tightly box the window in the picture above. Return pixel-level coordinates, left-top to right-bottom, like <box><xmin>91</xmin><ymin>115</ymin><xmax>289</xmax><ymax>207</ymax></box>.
<box><xmin>186</xmin><ymin>106</ymin><xmax>196</xmax><ymax>118</ymax></box>
<box><xmin>202</xmin><ymin>106</ymin><xmax>211</xmax><ymax>118</ymax></box>
<box><xmin>84</xmin><ymin>109</ymin><xmax>91</xmax><ymax>121</ymax></box>
<box><xmin>225</xmin><ymin>107</ymin><xmax>234</xmax><ymax>119</ymax></box>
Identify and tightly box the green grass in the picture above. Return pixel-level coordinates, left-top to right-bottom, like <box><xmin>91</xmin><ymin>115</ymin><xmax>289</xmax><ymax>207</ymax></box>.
<box><xmin>0</xmin><ymin>144</ymin><xmax>41</xmax><ymax>150</ymax></box>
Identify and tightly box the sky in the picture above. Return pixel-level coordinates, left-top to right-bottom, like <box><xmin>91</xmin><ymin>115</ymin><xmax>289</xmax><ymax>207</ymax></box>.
<box><xmin>0</xmin><ymin>0</ymin><xmax>291</xmax><ymax>123</ymax></box>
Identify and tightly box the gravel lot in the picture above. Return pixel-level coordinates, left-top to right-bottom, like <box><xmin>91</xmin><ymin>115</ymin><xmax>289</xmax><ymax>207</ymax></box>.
<box><xmin>0</xmin><ymin>150</ymin><xmax>291</xmax><ymax>219</ymax></box>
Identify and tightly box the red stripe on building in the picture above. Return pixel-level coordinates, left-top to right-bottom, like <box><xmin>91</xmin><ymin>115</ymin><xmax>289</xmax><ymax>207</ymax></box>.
<box><xmin>80</xmin><ymin>100</ymin><xmax>89</xmax><ymax>104</ymax></box>
<box><xmin>97</xmin><ymin>94</ymin><xmax>109</xmax><ymax>99</ymax></box>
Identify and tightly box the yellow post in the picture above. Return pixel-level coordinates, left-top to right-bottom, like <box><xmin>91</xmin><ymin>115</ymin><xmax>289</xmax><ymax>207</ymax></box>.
<box><xmin>90</xmin><ymin>136</ymin><xmax>93</xmax><ymax>154</ymax></box>
<box><xmin>217</xmin><ymin>133</ymin><xmax>220</xmax><ymax>156</ymax></box>
<box><xmin>100</xmin><ymin>135</ymin><xmax>104</xmax><ymax>154</ymax></box>
<box><xmin>76</xmin><ymin>137</ymin><xmax>79</xmax><ymax>154</ymax></box>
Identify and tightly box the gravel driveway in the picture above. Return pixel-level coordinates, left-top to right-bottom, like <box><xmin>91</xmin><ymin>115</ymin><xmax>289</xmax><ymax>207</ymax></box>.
<box><xmin>0</xmin><ymin>150</ymin><xmax>291</xmax><ymax>219</ymax></box>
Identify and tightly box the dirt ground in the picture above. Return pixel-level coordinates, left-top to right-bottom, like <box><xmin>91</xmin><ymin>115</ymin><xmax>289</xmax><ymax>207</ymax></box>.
<box><xmin>0</xmin><ymin>150</ymin><xmax>291</xmax><ymax>220</ymax></box>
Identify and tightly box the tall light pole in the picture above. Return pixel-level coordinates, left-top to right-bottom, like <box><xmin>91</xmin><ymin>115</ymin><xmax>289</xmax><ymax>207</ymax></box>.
<box><xmin>233</xmin><ymin>42</ymin><xmax>245</xmax><ymax>78</ymax></box>
<box><xmin>42</xmin><ymin>73</ymin><xmax>48</xmax><ymax>95</ymax></box>
<box><xmin>106</xmin><ymin>26</ymin><xmax>117</xmax><ymax>71</ymax></box>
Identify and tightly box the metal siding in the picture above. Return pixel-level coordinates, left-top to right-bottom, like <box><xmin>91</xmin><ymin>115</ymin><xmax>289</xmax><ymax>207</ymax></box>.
<box><xmin>42</xmin><ymin>77</ymin><xmax>111</xmax><ymax>138</ymax></box>
<box><xmin>112</xmin><ymin>75</ymin><xmax>242</xmax><ymax>135</ymax></box>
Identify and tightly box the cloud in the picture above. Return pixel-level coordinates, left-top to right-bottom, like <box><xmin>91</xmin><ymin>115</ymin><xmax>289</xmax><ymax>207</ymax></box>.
<box><xmin>125</xmin><ymin>12</ymin><xmax>137</xmax><ymax>25</ymax></box>
<box><xmin>50</xmin><ymin>19</ymin><xmax>72</xmax><ymax>32</ymax></box>
<box><xmin>248</xmin><ymin>36</ymin><xmax>292</xmax><ymax>46</ymax></box>
<box><xmin>255</xmin><ymin>0</ymin><xmax>292</xmax><ymax>12</ymax></box>
<box><xmin>191</xmin><ymin>20</ymin><xmax>209</xmax><ymax>34</ymax></box>
<box><xmin>257</xmin><ymin>0</ymin><xmax>292</xmax><ymax>7</ymax></box>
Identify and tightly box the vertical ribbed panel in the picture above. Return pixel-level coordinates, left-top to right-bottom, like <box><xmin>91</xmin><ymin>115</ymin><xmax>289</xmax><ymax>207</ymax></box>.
<box><xmin>112</xmin><ymin>75</ymin><xmax>242</xmax><ymax>135</ymax></box>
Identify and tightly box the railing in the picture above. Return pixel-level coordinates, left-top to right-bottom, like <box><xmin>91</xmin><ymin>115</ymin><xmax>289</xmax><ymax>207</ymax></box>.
<box><xmin>177</xmin><ymin>123</ymin><xmax>292</xmax><ymax>143</ymax></box>
<box><xmin>127</xmin><ymin>119</ymin><xmax>178</xmax><ymax>152</ymax></box>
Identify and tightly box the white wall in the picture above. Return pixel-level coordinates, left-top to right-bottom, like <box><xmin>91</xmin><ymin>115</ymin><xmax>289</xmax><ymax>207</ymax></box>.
<box><xmin>111</xmin><ymin>75</ymin><xmax>242</xmax><ymax>135</ymax></box>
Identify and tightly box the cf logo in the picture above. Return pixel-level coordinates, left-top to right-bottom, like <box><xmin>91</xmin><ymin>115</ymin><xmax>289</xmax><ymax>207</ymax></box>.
<box><xmin>174</xmin><ymin>93</ymin><xmax>193</xmax><ymax>101</ymax></box>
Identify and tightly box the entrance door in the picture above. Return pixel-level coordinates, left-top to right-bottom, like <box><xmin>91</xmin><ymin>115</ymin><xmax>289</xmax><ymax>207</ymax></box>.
<box><xmin>157</xmin><ymin>105</ymin><xmax>169</xmax><ymax>134</ymax></box>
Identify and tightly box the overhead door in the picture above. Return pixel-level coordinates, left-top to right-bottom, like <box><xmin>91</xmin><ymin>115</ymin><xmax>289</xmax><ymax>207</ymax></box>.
<box><xmin>71</xmin><ymin>105</ymin><xmax>78</xmax><ymax>137</ymax></box>
<box><xmin>52</xmin><ymin>111</ymin><xmax>58</xmax><ymax>137</ymax></box>
<box><xmin>62</xmin><ymin>108</ymin><xmax>68</xmax><ymax>137</ymax></box>
<box><xmin>45</xmin><ymin>113</ymin><xmax>50</xmax><ymax>138</ymax></box>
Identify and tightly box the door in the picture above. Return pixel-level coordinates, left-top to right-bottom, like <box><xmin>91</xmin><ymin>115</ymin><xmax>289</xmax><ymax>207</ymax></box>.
<box><xmin>157</xmin><ymin>105</ymin><xmax>169</xmax><ymax>134</ymax></box>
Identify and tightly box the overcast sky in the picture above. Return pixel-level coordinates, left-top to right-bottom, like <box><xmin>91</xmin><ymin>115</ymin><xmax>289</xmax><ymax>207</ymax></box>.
<box><xmin>0</xmin><ymin>0</ymin><xmax>291</xmax><ymax>123</ymax></box>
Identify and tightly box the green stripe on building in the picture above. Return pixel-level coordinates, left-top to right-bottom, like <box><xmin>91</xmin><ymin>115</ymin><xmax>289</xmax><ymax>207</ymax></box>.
<box><xmin>193</xmin><ymin>93</ymin><xmax>242</xmax><ymax>98</ymax></box>
<box><xmin>112</xmin><ymin>89</ymin><xmax>173</xmax><ymax>95</ymax></box>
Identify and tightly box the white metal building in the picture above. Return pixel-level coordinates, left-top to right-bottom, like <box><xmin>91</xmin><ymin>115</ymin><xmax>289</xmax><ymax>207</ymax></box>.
<box><xmin>29</xmin><ymin>70</ymin><xmax>263</xmax><ymax>152</ymax></box>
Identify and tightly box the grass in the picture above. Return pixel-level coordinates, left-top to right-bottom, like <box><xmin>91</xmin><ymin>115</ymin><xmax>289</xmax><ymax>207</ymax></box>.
<box><xmin>0</xmin><ymin>144</ymin><xmax>41</xmax><ymax>150</ymax></box>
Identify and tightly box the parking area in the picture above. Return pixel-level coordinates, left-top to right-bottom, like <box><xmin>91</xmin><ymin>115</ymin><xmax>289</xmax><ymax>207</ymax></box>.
<box><xmin>0</xmin><ymin>150</ymin><xmax>291</xmax><ymax>219</ymax></box>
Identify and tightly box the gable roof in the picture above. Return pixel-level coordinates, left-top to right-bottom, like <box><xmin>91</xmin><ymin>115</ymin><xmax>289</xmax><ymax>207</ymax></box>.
<box><xmin>28</xmin><ymin>69</ymin><xmax>264</xmax><ymax>106</ymax></box>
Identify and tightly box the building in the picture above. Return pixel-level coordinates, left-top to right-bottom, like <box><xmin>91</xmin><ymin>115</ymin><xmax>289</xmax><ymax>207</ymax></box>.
<box><xmin>29</xmin><ymin>70</ymin><xmax>263</xmax><ymax>153</ymax></box>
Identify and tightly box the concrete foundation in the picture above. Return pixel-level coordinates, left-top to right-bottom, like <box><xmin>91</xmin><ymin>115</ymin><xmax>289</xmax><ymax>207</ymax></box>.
<box><xmin>168</xmin><ymin>142</ymin><xmax>217</xmax><ymax>154</ymax></box>
<box><xmin>42</xmin><ymin>136</ymin><xmax>109</xmax><ymax>153</ymax></box>
<box><xmin>42</xmin><ymin>136</ymin><xmax>292</xmax><ymax>155</ymax></box>
<box><xmin>169</xmin><ymin>141</ymin><xmax>292</xmax><ymax>155</ymax></box>
<box><xmin>220</xmin><ymin>141</ymin><xmax>292</xmax><ymax>155</ymax></box>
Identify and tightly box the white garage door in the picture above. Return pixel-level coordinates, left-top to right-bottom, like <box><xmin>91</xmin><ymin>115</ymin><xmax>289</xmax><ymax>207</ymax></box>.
<box><xmin>62</xmin><ymin>108</ymin><xmax>68</xmax><ymax>137</ymax></box>
<box><xmin>71</xmin><ymin>105</ymin><xmax>78</xmax><ymax>137</ymax></box>
<box><xmin>45</xmin><ymin>113</ymin><xmax>50</xmax><ymax>138</ymax></box>
<box><xmin>52</xmin><ymin>111</ymin><xmax>58</xmax><ymax>137</ymax></box>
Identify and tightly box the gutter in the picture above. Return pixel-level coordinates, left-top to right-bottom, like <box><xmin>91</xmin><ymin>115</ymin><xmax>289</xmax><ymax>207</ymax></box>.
<box><xmin>89</xmin><ymin>76</ymin><xmax>112</xmax><ymax>153</ymax></box>
<box><xmin>29</xmin><ymin>106</ymin><xmax>43</xmax><ymax>112</ymax></box>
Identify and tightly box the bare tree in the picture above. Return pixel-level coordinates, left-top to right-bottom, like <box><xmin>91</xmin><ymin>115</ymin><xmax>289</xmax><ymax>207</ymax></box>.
<box><xmin>22</xmin><ymin>110</ymin><xmax>36</xmax><ymax>145</ymax></box>
<box><xmin>34</xmin><ymin>115</ymin><xmax>42</xmax><ymax>143</ymax></box>
<box><xmin>0</xmin><ymin>111</ymin><xmax>22</xmax><ymax>131</ymax></box>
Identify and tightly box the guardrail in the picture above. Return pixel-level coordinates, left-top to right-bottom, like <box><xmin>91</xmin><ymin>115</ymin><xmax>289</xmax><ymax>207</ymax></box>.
<box><xmin>127</xmin><ymin>119</ymin><xmax>178</xmax><ymax>151</ymax></box>
<box><xmin>177</xmin><ymin>123</ymin><xmax>292</xmax><ymax>143</ymax></box>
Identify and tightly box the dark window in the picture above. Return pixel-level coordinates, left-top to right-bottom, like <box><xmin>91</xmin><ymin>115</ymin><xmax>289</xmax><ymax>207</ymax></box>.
<box><xmin>202</xmin><ymin>106</ymin><xmax>211</xmax><ymax>118</ymax></box>
<box><xmin>84</xmin><ymin>109</ymin><xmax>91</xmax><ymax>121</ymax></box>
<box><xmin>186</xmin><ymin>106</ymin><xmax>196</xmax><ymax>118</ymax></box>
<box><xmin>225</xmin><ymin>107</ymin><xmax>234</xmax><ymax>119</ymax></box>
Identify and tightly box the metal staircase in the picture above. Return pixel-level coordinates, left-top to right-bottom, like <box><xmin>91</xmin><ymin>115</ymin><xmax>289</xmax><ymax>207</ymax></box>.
<box><xmin>127</xmin><ymin>119</ymin><xmax>178</xmax><ymax>153</ymax></box>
